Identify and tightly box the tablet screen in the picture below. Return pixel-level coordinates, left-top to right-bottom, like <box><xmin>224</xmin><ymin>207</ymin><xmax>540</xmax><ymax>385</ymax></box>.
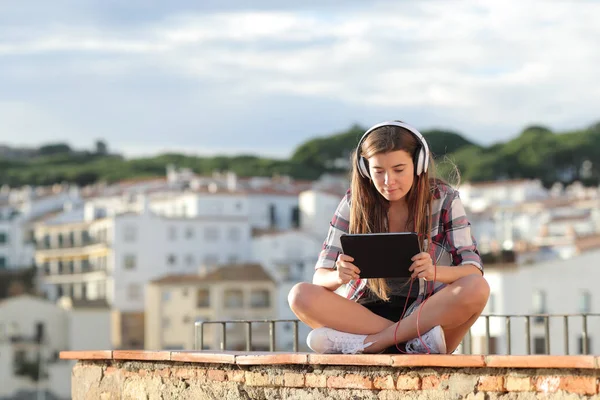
<box><xmin>340</xmin><ymin>232</ymin><xmax>421</xmax><ymax>279</ymax></box>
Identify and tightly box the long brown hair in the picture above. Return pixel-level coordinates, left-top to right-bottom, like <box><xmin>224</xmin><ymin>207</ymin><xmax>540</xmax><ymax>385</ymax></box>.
<box><xmin>349</xmin><ymin>124</ymin><xmax>437</xmax><ymax>301</ymax></box>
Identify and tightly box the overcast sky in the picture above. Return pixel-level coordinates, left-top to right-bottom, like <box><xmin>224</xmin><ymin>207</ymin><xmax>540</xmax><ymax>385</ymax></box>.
<box><xmin>1</xmin><ymin>0</ymin><xmax>599</xmax><ymax>158</ymax></box>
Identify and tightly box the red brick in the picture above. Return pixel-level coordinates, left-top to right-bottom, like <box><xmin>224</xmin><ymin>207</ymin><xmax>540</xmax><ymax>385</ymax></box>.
<box><xmin>227</xmin><ymin>370</ymin><xmax>245</xmax><ymax>383</ymax></box>
<box><xmin>559</xmin><ymin>376</ymin><xmax>597</xmax><ymax>395</ymax></box>
<box><xmin>138</xmin><ymin>369</ymin><xmax>150</xmax><ymax>377</ymax></box>
<box><xmin>284</xmin><ymin>373</ymin><xmax>305</xmax><ymax>387</ymax></box>
<box><xmin>396</xmin><ymin>375</ymin><xmax>420</xmax><ymax>390</ymax></box>
<box><xmin>478</xmin><ymin>376</ymin><xmax>505</xmax><ymax>392</ymax></box>
<box><xmin>534</xmin><ymin>376</ymin><xmax>560</xmax><ymax>393</ymax></box>
<box><xmin>153</xmin><ymin>368</ymin><xmax>171</xmax><ymax>378</ymax></box>
<box><xmin>505</xmin><ymin>376</ymin><xmax>532</xmax><ymax>392</ymax></box>
<box><xmin>104</xmin><ymin>366</ymin><xmax>119</xmax><ymax>376</ymax></box>
<box><xmin>373</xmin><ymin>375</ymin><xmax>395</xmax><ymax>390</ymax></box>
<box><xmin>422</xmin><ymin>374</ymin><xmax>449</xmax><ymax>390</ymax></box>
<box><xmin>207</xmin><ymin>369</ymin><xmax>226</xmax><ymax>382</ymax></box>
<box><xmin>174</xmin><ymin>368</ymin><xmax>196</xmax><ymax>379</ymax></box>
<box><xmin>245</xmin><ymin>371</ymin><xmax>284</xmax><ymax>387</ymax></box>
<box><xmin>327</xmin><ymin>374</ymin><xmax>374</xmax><ymax>390</ymax></box>
<box><xmin>305</xmin><ymin>374</ymin><xmax>327</xmax><ymax>388</ymax></box>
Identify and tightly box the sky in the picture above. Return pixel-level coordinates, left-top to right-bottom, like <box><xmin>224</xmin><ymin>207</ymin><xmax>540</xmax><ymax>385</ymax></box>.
<box><xmin>1</xmin><ymin>0</ymin><xmax>599</xmax><ymax>159</ymax></box>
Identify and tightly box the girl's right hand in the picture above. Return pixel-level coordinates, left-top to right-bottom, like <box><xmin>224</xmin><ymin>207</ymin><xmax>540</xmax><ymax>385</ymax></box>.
<box><xmin>335</xmin><ymin>254</ymin><xmax>360</xmax><ymax>284</ymax></box>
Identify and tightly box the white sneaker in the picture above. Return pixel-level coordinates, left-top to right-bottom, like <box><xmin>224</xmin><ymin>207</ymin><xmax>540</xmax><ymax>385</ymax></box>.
<box><xmin>307</xmin><ymin>327</ymin><xmax>374</xmax><ymax>354</ymax></box>
<box><xmin>405</xmin><ymin>325</ymin><xmax>447</xmax><ymax>354</ymax></box>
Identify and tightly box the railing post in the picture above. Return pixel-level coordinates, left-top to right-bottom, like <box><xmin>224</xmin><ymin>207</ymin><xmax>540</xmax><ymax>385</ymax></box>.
<box><xmin>564</xmin><ymin>316</ymin><xmax>569</xmax><ymax>355</ymax></box>
<box><xmin>269</xmin><ymin>321</ymin><xmax>276</xmax><ymax>352</ymax></box>
<box><xmin>544</xmin><ymin>316</ymin><xmax>550</xmax><ymax>355</ymax></box>
<box><xmin>505</xmin><ymin>316</ymin><xmax>511</xmax><ymax>355</ymax></box>
<box><xmin>525</xmin><ymin>316</ymin><xmax>531</xmax><ymax>355</ymax></box>
<box><xmin>582</xmin><ymin>315</ymin><xmax>589</xmax><ymax>355</ymax></box>
<box><xmin>293</xmin><ymin>321</ymin><xmax>299</xmax><ymax>352</ymax></box>
<box><xmin>194</xmin><ymin>321</ymin><xmax>204</xmax><ymax>350</ymax></box>
<box><xmin>485</xmin><ymin>316</ymin><xmax>491</xmax><ymax>354</ymax></box>
<box><xmin>245</xmin><ymin>322</ymin><xmax>252</xmax><ymax>351</ymax></box>
<box><xmin>220</xmin><ymin>323</ymin><xmax>226</xmax><ymax>351</ymax></box>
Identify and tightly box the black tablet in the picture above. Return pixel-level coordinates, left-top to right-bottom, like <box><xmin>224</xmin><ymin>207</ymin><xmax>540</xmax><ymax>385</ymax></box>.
<box><xmin>339</xmin><ymin>232</ymin><xmax>421</xmax><ymax>278</ymax></box>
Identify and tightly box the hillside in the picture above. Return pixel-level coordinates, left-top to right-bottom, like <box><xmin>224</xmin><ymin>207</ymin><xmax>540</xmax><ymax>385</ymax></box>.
<box><xmin>0</xmin><ymin>121</ymin><xmax>599</xmax><ymax>187</ymax></box>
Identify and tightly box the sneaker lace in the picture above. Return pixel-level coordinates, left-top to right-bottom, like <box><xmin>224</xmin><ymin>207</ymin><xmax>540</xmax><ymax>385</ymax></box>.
<box><xmin>331</xmin><ymin>335</ymin><xmax>366</xmax><ymax>354</ymax></box>
<box><xmin>407</xmin><ymin>330</ymin><xmax>436</xmax><ymax>354</ymax></box>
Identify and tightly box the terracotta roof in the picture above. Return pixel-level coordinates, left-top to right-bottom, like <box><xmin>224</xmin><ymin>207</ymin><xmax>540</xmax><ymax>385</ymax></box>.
<box><xmin>576</xmin><ymin>234</ymin><xmax>600</xmax><ymax>253</ymax></box>
<box><xmin>151</xmin><ymin>263</ymin><xmax>274</xmax><ymax>284</ymax></box>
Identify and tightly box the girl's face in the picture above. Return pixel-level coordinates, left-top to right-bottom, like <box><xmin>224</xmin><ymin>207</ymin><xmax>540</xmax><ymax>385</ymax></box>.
<box><xmin>367</xmin><ymin>150</ymin><xmax>415</xmax><ymax>203</ymax></box>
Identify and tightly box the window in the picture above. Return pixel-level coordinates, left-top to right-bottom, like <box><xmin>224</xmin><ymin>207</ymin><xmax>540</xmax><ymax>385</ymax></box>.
<box><xmin>69</xmin><ymin>232</ymin><xmax>75</xmax><ymax>247</ymax></box>
<box><xmin>185</xmin><ymin>227</ymin><xmax>194</xmax><ymax>239</ymax></box>
<box><xmin>168</xmin><ymin>226</ymin><xmax>177</xmax><ymax>241</ymax></box>
<box><xmin>224</xmin><ymin>289</ymin><xmax>243</xmax><ymax>308</ymax></box>
<box><xmin>124</xmin><ymin>225</ymin><xmax>137</xmax><ymax>242</ymax></box>
<box><xmin>250</xmin><ymin>290</ymin><xmax>270</xmax><ymax>308</ymax></box>
<box><xmin>291</xmin><ymin>206</ymin><xmax>300</xmax><ymax>228</ymax></box>
<box><xmin>167</xmin><ymin>254</ymin><xmax>177</xmax><ymax>266</ymax></box>
<box><xmin>124</xmin><ymin>254</ymin><xmax>136</xmax><ymax>270</ymax></box>
<box><xmin>0</xmin><ymin>257</ymin><xmax>6</xmax><ymax>269</ymax></box>
<box><xmin>183</xmin><ymin>316</ymin><xmax>191</xmax><ymax>324</ymax></box>
<box><xmin>58</xmin><ymin>261</ymin><xmax>64</xmax><ymax>274</ymax></box>
<box><xmin>578</xmin><ymin>335</ymin><xmax>592</xmax><ymax>354</ymax></box>
<box><xmin>81</xmin><ymin>284</ymin><xmax>87</xmax><ymax>300</ymax></box>
<box><xmin>227</xmin><ymin>227</ymin><xmax>240</xmax><ymax>241</ymax></box>
<box><xmin>204</xmin><ymin>227</ymin><xmax>219</xmax><ymax>241</ymax></box>
<box><xmin>579</xmin><ymin>290</ymin><xmax>592</xmax><ymax>313</ymax></box>
<box><xmin>534</xmin><ymin>336</ymin><xmax>547</xmax><ymax>354</ymax></box>
<box><xmin>43</xmin><ymin>262</ymin><xmax>50</xmax><ymax>275</ymax></box>
<box><xmin>57</xmin><ymin>285</ymin><xmax>64</xmax><ymax>298</ymax></box>
<box><xmin>82</xmin><ymin>231</ymin><xmax>91</xmax><ymax>245</ymax></box>
<box><xmin>57</xmin><ymin>233</ymin><xmax>64</xmax><ymax>247</ymax></box>
<box><xmin>269</xmin><ymin>204</ymin><xmax>277</xmax><ymax>227</ymax></box>
<box><xmin>127</xmin><ymin>284</ymin><xmax>142</xmax><ymax>301</ymax></box>
<box><xmin>43</xmin><ymin>234</ymin><xmax>51</xmax><ymax>248</ymax></box>
<box><xmin>0</xmin><ymin>231</ymin><xmax>9</xmax><ymax>244</ymax></box>
<box><xmin>68</xmin><ymin>261</ymin><xmax>74</xmax><ymax>274</ymax></box>
<box><xmin>162</xmin><ymin>291</ymin><xmax>171</xmax><ymax>302</ymax></box>
<box><xmin>196</xmin><ymin>289</ymin><xmax>210</xmax><ymax>308</ymax></box>
<box><xmin>81</xmin><ymin>259</ymin><xmax>90</xmax><ymax>272</ymax></box>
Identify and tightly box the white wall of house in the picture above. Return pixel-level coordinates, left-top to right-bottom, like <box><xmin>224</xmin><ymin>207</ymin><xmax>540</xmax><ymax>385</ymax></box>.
<box><xmin>299</xmin><ymin>190</ymin><xmax>343</xmax><ymax>239</ymax></box>
<box><xmin>110</xmin><ymin>212</ymin><xmax>252</xmax><ymax>313</ymax></box>
<box><xmin>470</xmin><ymin>250</ymin><xmax>600</xmax><ymax>355</ymax></box>
<box><xmin>459</xmin><ymin>180</ymin><xmax>548</xmax><ymax>212</ymax></box>
<box><xmin>247</xmin><ymin>194</ymin><xmax>299</xmax><ymax>231</ymax></box>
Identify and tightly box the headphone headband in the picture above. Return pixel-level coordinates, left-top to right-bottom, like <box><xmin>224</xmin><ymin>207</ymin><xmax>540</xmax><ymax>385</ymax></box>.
<box><xmin>355</xmin><ymin>120</ymin><xmax>430</xmax><ymax>178</ymax></box>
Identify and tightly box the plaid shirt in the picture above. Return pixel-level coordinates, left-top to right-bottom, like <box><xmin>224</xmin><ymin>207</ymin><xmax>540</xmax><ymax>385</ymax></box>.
<box><xmin>315</xmin><ymin>182</ymin><xmax>483</xmax><ymax>312</ymax></box>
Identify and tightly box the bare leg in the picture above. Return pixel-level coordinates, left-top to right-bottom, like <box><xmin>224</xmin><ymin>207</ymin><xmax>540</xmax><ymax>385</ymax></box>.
<box><xmin>288</xmin><ymin>282</ymin><xmax>396</xmax><ymax>334</ymax></box>
<box><xmin>362</xmin><ymin>274</ymin><xmax>490</xmax><ymax>354</ymax></box>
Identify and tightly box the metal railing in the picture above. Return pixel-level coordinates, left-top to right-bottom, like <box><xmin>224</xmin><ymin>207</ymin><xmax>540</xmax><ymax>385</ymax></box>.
<box><xmin>194</xmin><ymin>313</ymin><xmax>599</xmax><ymax>355</ymax></box>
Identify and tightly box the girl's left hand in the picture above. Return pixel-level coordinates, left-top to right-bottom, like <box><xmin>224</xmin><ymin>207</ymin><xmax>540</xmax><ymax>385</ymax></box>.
<box><xmin>409</xmin><ymin>252</ymin><xmax>435</xmax><ymax>280</ymax></box>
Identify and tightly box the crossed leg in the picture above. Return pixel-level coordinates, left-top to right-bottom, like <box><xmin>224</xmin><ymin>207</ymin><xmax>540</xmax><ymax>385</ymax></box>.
<box><xmin>288</xmin><ymin>274</ymin><xmax>489</xmax><ymax>353</ymax></box>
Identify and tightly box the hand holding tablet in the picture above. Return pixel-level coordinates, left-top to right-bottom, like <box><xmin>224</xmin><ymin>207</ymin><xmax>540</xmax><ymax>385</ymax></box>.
<box><xmin>339</xmin><ymin>232</ymin><xmax>421</xmax><ymax>279</ymax></box>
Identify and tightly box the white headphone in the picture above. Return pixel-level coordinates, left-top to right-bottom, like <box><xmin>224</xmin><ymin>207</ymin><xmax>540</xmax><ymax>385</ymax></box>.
<box><xmin>356</xmin><ymin>120</ymin><xmax>430</xmax><ymax>179</ymax></box>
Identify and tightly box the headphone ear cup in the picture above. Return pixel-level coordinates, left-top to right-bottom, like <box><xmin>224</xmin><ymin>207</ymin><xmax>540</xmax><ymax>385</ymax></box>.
<box><xmin>415</xmin><ymin>148</ymin><xmax>425</xmax><ymax>176</ymax></box>
<box><xmin>358</xmin><ymin>157</ymin><xmax>370</xmax><ymax>178</ymax></box>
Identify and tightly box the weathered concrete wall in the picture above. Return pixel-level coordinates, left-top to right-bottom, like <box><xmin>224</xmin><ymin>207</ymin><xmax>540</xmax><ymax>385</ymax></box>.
<box><xmin>71</xmin><ymin>360</ymin><xmax>600</xmax><ymax>399</ymax></box>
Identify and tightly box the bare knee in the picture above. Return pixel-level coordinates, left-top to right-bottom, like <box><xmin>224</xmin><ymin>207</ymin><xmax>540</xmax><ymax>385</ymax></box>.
<box><xmin>288</xmin><ymin>282</ymin><xmax>317</xmax><ymax>313</ymax></box>
<box><xmin>455</xmin><ymin>274</ymin><xmax>490</xmax><ymax>312</ymax></box>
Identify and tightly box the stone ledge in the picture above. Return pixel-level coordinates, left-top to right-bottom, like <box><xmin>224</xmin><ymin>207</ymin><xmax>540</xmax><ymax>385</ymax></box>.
<box><xmin>60</xmin><ymin>350</ymin><xmax>599</xmax><ymax>369</ymax></box>
<box><xmin>67</xmin><ymin>358</ymin><xmax>600</xmax><ymax>399</ymax></box>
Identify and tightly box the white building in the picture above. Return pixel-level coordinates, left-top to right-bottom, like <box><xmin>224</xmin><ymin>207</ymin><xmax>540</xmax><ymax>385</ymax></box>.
<box><xmin>0</xmin><ymin>294</ymin><xmax>111</xmax><ymax>400</ymax></box>
<box><xmin>145</xmin><ymin>264</ymin><xmax>277</xmax><ymax>351</ymax></box>
<box><xmin>251</xmin><ymin>230</ymin><xmax>322</xmax><ymax>350</ymax></box>
<box><xmin>299</xmin><ymin>189</ymin><xmax>346</xmax><ymax>239</ymax></box>
<box><xmin>34</xmin><ymin>198</ymin><xmax>252</xmax><ymax>349</ymax></box>
<box><xmin>469</xmin><ymin>249</ymin><xmax>600</xmax><ymax>355</ymax></box>
<box><xmin>0</xmin><ymin>186</ymin><xmax>81</xmax><ymax>270</ymax></box>
<box><xmin>459</xmin><ymin>179</ymin><xmax>548</xmax><ymax>213</ymax></box>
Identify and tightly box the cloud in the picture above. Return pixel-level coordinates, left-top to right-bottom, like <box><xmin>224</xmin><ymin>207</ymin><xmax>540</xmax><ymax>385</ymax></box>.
<box><xmin>0</xmin><ymin>0</ymin><xmax>599</xmax><ymax>156</ymax></box>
